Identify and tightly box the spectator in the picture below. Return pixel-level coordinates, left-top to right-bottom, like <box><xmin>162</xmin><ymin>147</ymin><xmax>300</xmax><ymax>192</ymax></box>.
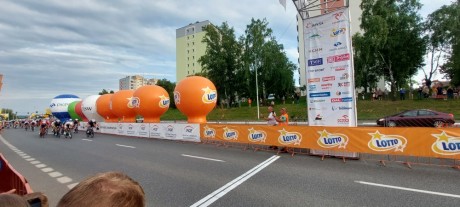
<box><xmin>248</xmin><ymin>98</ymin><xmax>252</xmax><ymax>107</ymax></box>
<box><xmin>422</xmin><ymin>85</ymin><xmax>430</xmax><ymax>98</ymax></box>
<box><xmin>417</xmin><ymin>87</ymin><xmax>423</xmax><ymax>99</ymax></box>
<box><xmin>282</xmin><ymin>96</ymin><xmax>285</xmax><ymax>104</ymax></box>
<box><xmin>270</xmin><ymin>100</ymin><xmax>275</xmax><ymax>106</ymax></box>
<box><xmin>0</xmin><ymin>193</ymin><xmax>30</xmax><ymax>207</ymax></box>
<box><xmin>265</xmin><ymin>106</ymin><xmax>277</xmax><ymax>126</ymax></box>
<box><xmin>436</xmin><ymin>83</ymin><xmax>443</xmax><ymax>99</ymax></box>
<box><xmin>57</xmin><ymin>172</ymin><xmax>145</xmax><ymax>207</ymax></box>
<box><xmin>377</xmin><ymin>88</ymin><xmax>383</xmax><ymax>100</ymax></box>
<box><xmin>399</xmin><ymin>88</ymin><xmax>406</xmax><ymax>100</ymax></box>
<box><xmin>275</xmin><ymin>108</ymin><xmax>289</xmax><ymax>126</ymax></box>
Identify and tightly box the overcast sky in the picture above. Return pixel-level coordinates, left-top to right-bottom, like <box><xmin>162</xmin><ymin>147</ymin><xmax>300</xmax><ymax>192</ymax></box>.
<box><xmin>0</xmin><ymin>0</ymin><xmax>454</xmax><ymax>115</ymax></box>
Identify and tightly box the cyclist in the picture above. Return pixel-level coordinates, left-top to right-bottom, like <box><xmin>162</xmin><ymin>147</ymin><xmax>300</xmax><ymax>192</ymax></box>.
<box><xmin>64</xmin><ymin>119</ymin><xmax>74</xmax><ymax>138</ymax></box>
<box><xmin>39</xmin><ymin>119</ymin><xmax>48</xmax><ymax>138</ymax></box>
<box><xmin>31</xmin><ymin>119</ymin><xmax>37</xmax><ymax>131</ymax></box>
<box><xmin>73</xmin><ymin>119</ymin><xmax>79</xmax><ymax>133</ymax></box>
<box><xmin>24</xmin><ymin>120</ymin><xmax>30</xmax><ymax>131</ymax></box>
<box><xmin>53</xmin><ymin>119</ymin><xmax>62</xmax><ymax>137</ymax></box>
<box><xmin>86</xmin><ymin>119</ymin><xmax>99</xmax><ymax>138</ymax></box>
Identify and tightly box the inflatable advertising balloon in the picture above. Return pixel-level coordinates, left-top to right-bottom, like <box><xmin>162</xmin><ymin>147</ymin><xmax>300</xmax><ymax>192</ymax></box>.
<box><xmin>111</xmin><ymin>90</ymin><xmax>136</xmax><ymax>122</ymax></box>
<box><xmin>50</xmin><ymin>94</ymin><xmax>81</xmax><ymax>122</ymax></box>
<box><xmin>96</xmin><ymin>94</ymin><xmax>118</xmax><ymax>122</ymax></box>
<box><xmin>75</xmin><ymin>101</ymin><xmax>88</xmax><ymax>122</ymax></box>
<box><xmin>132</xmin><ymin>85</ymin><xmax>170</xmax><ymax>123</ymax></box>
<box><xmin>67</xmin><ymin>101</ymin><xmax>83</xmax><ymax>121</ymax></box>
<box><xmin>174</xmin><ymin>76</ymin><xmax>217</xmax><ymax>123</ymax></box>
<box><xmin>81</xmin><ymin>95</ymin><xmax>104</xmax><ymax>122</ymax></box>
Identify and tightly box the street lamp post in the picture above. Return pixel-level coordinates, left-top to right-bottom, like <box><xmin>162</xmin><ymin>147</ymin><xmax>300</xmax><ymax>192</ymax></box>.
<box><xmin>256</xmin><ymin>66</ymin><xmax>260</xmax><ymax>120</ymax></box>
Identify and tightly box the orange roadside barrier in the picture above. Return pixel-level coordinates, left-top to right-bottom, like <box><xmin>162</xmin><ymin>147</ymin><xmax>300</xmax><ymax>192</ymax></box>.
<box><xmin>0</xmin><ymin>153</ymin><xmax>33</xmax><ymax>195</ymax></box>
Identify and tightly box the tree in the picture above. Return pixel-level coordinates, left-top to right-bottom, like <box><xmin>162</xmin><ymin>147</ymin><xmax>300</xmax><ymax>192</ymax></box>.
<box><xmin>436</xmin><ymin>1</ymin><xmax>460</xmax><ymax>86</ymax></box>
<box><xmin>198</xmin><ymin>22</ymin><xmax>243</xmax><ymax>105</ymax></box>
<box><xmin>423</xmin><ymin>3</ymin><xmax>455</xmax><ymax>88</ymax></box>
<box><xmin>353</xmin><ymin>33</ymin><xmax>380</xmax><ymax>92</ymax></box>
<box><xmin>360</xmin><ymin>0</ymin><xmax>426</xmax><ymax>100</ymax></box>
<box><xmin>99</xmin><ymin>89</ymin><xmax>109</xmax><ymax>95</ymax></box>
<box><xmin>156</xmin><ymin>79</ymin><xmax>176</xmax><ymax>108</ymax></box>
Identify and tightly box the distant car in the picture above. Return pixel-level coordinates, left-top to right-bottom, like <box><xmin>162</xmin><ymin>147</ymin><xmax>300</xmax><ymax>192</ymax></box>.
<box><xmin>376</xmin><ymin>109</ymin><xmax>455</xmax><ymax>127</ymax></box>
<box><xmin>267</xmin><ymin>94</ymin><xmax>275</xmax><ymax>100</ymax></box>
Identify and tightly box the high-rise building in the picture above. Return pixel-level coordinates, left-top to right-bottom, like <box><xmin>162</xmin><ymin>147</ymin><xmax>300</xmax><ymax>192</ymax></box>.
<box><xmin>119</xmin><ymin>75</ymin><xmax>158</xmax><ymax>90</ymax></box>
<box><xmin>176</xmin><ymin>20</ymin><xmax>211</xmax><ymax>82</ymax></box>
<box><xmin>296</xmin><ymin>0</ymin><xmax>362</xmax><ymax>95</ymax></box>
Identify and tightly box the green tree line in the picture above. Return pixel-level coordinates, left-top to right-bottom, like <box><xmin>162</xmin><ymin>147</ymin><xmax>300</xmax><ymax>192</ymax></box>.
<box><xmin>353</xmin><ymin>0</ymin><xmax>460</xmax><ymax>100</ymax></box>
<box><xmin>198</xmin><ymin>19</ymin><xmax>296</xmax><ymax>105</ymax></box>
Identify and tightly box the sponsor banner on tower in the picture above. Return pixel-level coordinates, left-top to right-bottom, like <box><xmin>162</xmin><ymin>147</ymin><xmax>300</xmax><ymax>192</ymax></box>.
<box><xmin>303</xmin><ymin>8</ymin><xmax>357</xmax><ymax>127</ymax></box>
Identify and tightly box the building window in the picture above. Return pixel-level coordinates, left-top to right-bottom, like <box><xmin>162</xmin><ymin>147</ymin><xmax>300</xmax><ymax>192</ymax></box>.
<box><xmin>187</xmin><ymin>64</ymin><xmax>189</xmax><ymax>67</ymax></box>
<box><xmin>187</xmin><ymin>50</ymin><xmax>189</xmax><ymax>54</ymax></box>
<box><xmin>193</xmin><ymin>56</ymin><xmax>195</xmax><ymax>60</ymax></box>
<box><xmin>187</xmin><ymin>43</ymin><xmax>189</xmax><ymax>46</ymax></box>
<box><xmin>192</xmin><ymin>35</ymin><xmax>194</xmax><ymax>38</ymax></box>
<box><xmin>188</xmin><ymin>57</ymin><xmax>189</xmax><ymax>60</ymax></box>
<box><xmin>187</xmin><ymin>36</ymin><xmax>189</xmax><ymax>40</ymax></box>
<box><xmin>188</xmin><ymin>71</ymin><xmax>189</xmax><ymax>74</ymax></box>
<box><xmin>193</xmin><ymin>63</ymin><xmax>195</xmax><ymax>66</ymax></box>
<box><xmin>192</xmin><ymin>49</ymin><xmax>194</xmax><ymax>52</ymax></box>
<box><xmin>192</xmin><ymin>42</ymin><xmax>194</xmax><ymax>45</ymax></box>
<box><xmin>192</xmin><ymin>28</ymin><xmax>194</xmax><ymax>31</ymax></box>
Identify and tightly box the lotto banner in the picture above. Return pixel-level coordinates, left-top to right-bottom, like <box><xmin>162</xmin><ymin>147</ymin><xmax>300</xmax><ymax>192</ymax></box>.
<box><xmin>303</xmin><ymin>8</ymin><xmax>357</xmax><ymax>127</ymax></box>
<box><xmin>201</xmin><ymin>124</ymin><xmax>460</xmax><ymax>159</ymax></box>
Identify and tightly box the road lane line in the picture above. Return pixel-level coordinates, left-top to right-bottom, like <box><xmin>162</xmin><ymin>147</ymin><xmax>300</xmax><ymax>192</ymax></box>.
<box><xmin>25</xmin><ymin>158</ymin><xmax>35</xmax><ymax>161</ymax></box>
<box><xmin>181</xmin><ymin>154</ymin><xmax>225</xmax><ymax>162</ymax></box>
<box><xmin>191</xmin><ymin>155</ymin><xmax>280</xmax><ymax>207</ymax></box>
<box><xmin>355</xmin><ymin>181</ymin><xmax>460</xmax><ymax>198</ymax></box>
<box><xmin>49</xmin><ymin>172</ymin><xmax>63</xmax><ymax>178</ymax></box>
<box><xmin>41</xmin><ymin>168</ymin><xmax>54</xmax><ymax>172</ymax></box>
<box><xmin>67</xmin><ymin>183</ymin><xmax>79</xmax><ymax>189</ymax></box>
<box><xmin>30</xmin><ymin>161</ymin><xmax>40</xmax><ymax>164</ymax></box>
<box><xmin>116</xmin><ymin>144</ymin><xmax>136</xmax><ymax>148</ymax></box>
<box><xmin>35</xmin><ymin>164</ymin><xmax>46</xmax><ymax>168</ymax></box>
<box><xmin>57</xmin><ymin>176</ymin><xmax>72</xmax><ymax>184</ymax></box>
<box><xmin>82</xmin><ymin>139</ymin><xmax>93</xmax><ymax>141</ymax></box>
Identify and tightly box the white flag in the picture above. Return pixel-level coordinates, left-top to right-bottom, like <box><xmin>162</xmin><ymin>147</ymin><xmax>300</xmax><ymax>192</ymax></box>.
<box><xmin>279</xmin><ymin>0</ymin><xmax>286</xmax><ymax>10</ymax></box>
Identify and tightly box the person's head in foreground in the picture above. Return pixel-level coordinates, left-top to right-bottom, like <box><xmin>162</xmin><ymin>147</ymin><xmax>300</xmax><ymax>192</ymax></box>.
<box><xmin>0</xmin><ymin>193</ymin><xmax>30</xmax><ymax>207</ymax></box>
<box><xmin>57</xmin><ymin>171</ymin><xmax>145</xmax><ymax>207</ymax></box>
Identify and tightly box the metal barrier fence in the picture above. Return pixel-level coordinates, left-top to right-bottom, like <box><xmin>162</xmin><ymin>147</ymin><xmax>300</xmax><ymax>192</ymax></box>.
<box><xmin>199</xmin><ymin>124</ymin><xmax>460</xmax><ymax>170</ymax></box>
<box><xmin>0</xmin><ymin>153</ymin><xmax>33</xmax><ymax>195</ymax></box>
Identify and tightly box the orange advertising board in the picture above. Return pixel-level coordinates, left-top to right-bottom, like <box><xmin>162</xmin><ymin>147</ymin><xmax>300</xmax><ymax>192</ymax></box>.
<box><xmin>200</xmin><ymin>124</ymin><xmax>460</xmax><ymax>159</ymax></box>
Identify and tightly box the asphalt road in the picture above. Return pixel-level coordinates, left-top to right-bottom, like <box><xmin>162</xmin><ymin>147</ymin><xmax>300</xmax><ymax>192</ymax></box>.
<box><xmin>1</xmin><ymin>128</ymin><xmax>459</xmax><ymax>207</ymax></box>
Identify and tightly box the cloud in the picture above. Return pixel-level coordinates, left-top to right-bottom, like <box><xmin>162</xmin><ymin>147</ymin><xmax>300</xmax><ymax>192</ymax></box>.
<box><xmin>0</xmin><ymin>0</ymin><xmax>452</xmax><ymax>114</ymax></box>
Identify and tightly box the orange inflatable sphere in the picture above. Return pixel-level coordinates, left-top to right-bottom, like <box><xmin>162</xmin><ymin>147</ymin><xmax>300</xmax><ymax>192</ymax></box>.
<box><xmin>96</xmin><ymin>94</ymin><xmax>118</xmax><ymax>122</ymax></box>
<box><xmin>174</xmin><ymin>76</ymin><xmax>217</xmax><ymax>123</ymax></box>
<box><xmin>132</xmin><ymin>85</ymin><xmax>170</xmax><ymax>123</ymax></box>
<box><xmin>110</xmin><ymin>90</ymin><xmax>136</xmax><ymax>122</ymax></box>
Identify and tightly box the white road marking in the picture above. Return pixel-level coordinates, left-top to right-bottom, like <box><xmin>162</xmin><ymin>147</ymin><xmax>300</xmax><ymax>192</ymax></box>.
<box><xmin>41</xmin><ymin>168</ymin><xmax>54</xmax><ymax>173</ymax></box>
<box><xmin>49</xmin><ymin>172</ymin><xmax>63</xmax><ymax>178</ymax></box>
<box><xmin>116</xmin><ymin>144</ymin><xmax>136</xmax><ymax>148</ymax></box>
<box><xmin>191</xmin><ymin>155</ymin><xmax>280</xmax><ymax>207</ymax></box>
<box><xmin>82</xmin><ymin>139</ymin><xmax>93</xmax><ymax>141</ymax></box>
<box><xmin>181</xmin><ymin>154</ymin><xmax>225</xmax><ymax>162</ymax></box>
<box><xmin>355</xmin><ymin>181</ymin><xmax>460</xmax><ymax>198</ymax></box>
<box><xmin>67</xmin><ymin>183</ymin><xmax>79</xmax><ymax>189</ymax></box>
<box><xmin>57</xmin><ymin>176</ymin><xmax>72</xmax><ymax>184</ymax></box>
<box><xmin>35</xmin><ymin>164</ymin><xmax>46</xmax><ymax>168</ymax></box>
<box><xmin>0</xmin><ymin>135</ymin><xmax>77</xmax><ymax>190</ymax></box>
